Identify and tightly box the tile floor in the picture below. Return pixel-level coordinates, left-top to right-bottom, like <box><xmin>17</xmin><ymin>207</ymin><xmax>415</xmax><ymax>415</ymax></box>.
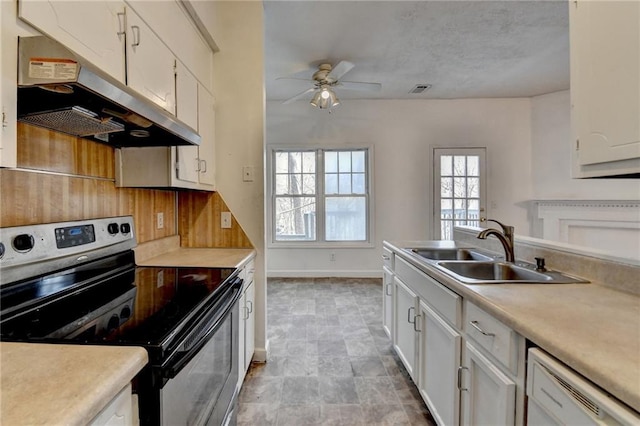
<box><xmin>237</xmin><ymin>278</ymin><xmax>436</xmax><ymax>426</ymax></box>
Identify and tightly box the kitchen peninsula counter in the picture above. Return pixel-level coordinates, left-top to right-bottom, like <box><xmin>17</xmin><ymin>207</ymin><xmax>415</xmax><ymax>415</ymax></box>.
<box><xmin>0</xmin><ymin>342</ymin><xmax>148</xmax><ymax>425</ymax></box>
<box><xmin>385</xmin><ymin>240</ymin><xmax>640</xmax><ymax>414</ymax></box>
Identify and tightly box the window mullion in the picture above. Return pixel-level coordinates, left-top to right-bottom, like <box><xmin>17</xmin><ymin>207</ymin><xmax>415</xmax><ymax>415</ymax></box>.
<box><xmin>317</xmin><ymin>149</ymin><xmax>326</xmax><ymax>243</ymax></box>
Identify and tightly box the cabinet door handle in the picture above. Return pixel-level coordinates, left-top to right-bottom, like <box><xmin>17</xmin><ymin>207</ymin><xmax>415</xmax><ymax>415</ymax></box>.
<box><xmin>407</xmin><ymin>306</ymin><xmax>415</xmax><ymax>324</ymax></box>
<box><xmin>413</xmin><ymin>314</ymin><xmax>421</xmax><ymax>332</ymax></box>
<box><xmin>247</xmin><ymin>300</ymin><xmax>253</xmax><ymax>314</ymax></box>
<box><xmin>457</xmin><ymin>366</ymin><xmax>469</xmax><ymax>391</ymax></box>
<box><xmin>200</xmin><ymin>159</ymin><xmax>207</xmax><ymax>173</ymax></box>
<box><xmin>382</xmin><ymin>254</ymin><xmax>390</xmax><ymax>260</ymax></box>
<box><xmin>131</xmin><ymin>25</ymin><xmax>141</xmax><ymax>47</ymax></box>
<box><xmin>470</xmin><ymin>320</ymin><xmax>495</xmax><ymax>336</ymax></box>
<box><xmin>385</xmin><ymin>283</ymin><xmax>393</xmax><ymax>296</ymax></box>
<box><xmin>243</xmin><ymin>306</ymin><xmax>250</xmax><ymax>320</ymax></box>
<box><xmin>116</xmin><ymin>12</ymin><xmax>126</xmax><ymax>37</ymax></box>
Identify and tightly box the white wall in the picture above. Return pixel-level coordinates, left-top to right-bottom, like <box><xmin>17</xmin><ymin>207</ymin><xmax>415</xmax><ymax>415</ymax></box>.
<box><xmin>204</xmin><ymin>1</ymin><xmax>267</xmax><ymax>360</ymax></box>
<box><xmin>531</xmin><ymin>91</ymin><xmax>640</xmax><ymax>199</ymax></box>
<box><xmin>266</xmin><ymin>98</ymin><xmax>533</xmax><ymax>276</ymax></box>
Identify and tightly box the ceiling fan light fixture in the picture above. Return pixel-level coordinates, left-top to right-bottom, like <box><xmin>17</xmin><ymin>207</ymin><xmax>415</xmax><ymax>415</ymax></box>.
<box><xmin>310</xmin><ymin>86</ymin><xmax>340</xmax><ymax>110</ymax></box>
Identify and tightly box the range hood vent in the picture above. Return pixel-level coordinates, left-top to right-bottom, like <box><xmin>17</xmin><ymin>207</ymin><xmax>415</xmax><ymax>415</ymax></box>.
<box><xmin>17</xmin><ymin>36</ymin><xmax>200</xmax><ymax>147</ymax></box>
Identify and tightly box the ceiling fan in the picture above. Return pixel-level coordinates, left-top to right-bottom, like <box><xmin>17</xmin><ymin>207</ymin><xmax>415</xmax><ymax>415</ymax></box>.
<box><xmin>278</xmin><ymin>61</ymin><xmax>382</xmax><ymax>109</ymax></box>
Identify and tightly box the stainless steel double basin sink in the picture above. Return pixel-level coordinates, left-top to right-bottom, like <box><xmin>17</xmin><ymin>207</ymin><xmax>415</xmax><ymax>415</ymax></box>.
<box><xmin>403</xmin><ymin>248</ymin><xmax>588</xmax><ymax>284</ymax></box>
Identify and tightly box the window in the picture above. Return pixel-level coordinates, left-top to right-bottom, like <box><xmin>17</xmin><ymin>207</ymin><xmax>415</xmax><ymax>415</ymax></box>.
<box><xmin>271</xmin><ymin>147</ymin><xmax>371</xmax><ymax>245</ymax></box>
<box><xmin>434</xmin><ymin>148</ymin><xmax>486</xmax><ymax>240</ymax></box>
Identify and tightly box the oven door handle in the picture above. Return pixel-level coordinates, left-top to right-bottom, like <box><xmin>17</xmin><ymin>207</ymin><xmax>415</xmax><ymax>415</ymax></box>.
<box><xmin>161</xmin><ymin>277</ymin><xmax>243</xmax><ymax>379</ymax></box>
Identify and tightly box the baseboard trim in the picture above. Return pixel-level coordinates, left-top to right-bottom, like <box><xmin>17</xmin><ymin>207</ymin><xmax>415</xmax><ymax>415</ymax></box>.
<box><xmin>267</xmin><ymin>270</ymin><xmax>382</xmax><ymax>278</ymax></box>
<box><xmin>252</xmin><ymin>342</ymin><xmax>269</xmax><ymax>363</ymax></box>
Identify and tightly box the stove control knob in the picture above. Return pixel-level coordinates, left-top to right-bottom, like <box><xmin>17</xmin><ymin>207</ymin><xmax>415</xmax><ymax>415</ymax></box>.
<box><xmin>107</xmin><ymin>223</ymin><xmax>119</xmax><ymax>235</ymax></box>
<box><xmin>120</xmin><ymin>223</ymin><xmax>131</xmax><ymax>234</ymax></box>
<box><xmin>120</xmin><ymin>306</ymin><xmax>131</xmax><ymax>320</ymax></box>
<box><xmin>107</xmin><ymin>314</ymin><xmax>120</xmax><ymax>333</ymax></box>
<box><xmin>0</xmin><ymin>242</ymin><xmax>4</xmax><ymax>259</ymax></box>
<box><xmin>12</xmin><ymin>234</ymin><xmax>34</xmax><ymax>252</ymax></box>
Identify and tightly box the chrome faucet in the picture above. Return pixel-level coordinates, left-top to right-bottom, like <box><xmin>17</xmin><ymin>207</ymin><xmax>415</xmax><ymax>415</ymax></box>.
<box><xmin>477</xmin><ymin>219</ymin><xmax>515</xmax><ymax>262</ymax></box>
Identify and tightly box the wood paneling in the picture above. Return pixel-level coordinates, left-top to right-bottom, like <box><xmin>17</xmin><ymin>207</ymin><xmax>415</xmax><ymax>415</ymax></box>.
<box><xmin>178</xmin><ymin>191</ymin><xmax>252</xmax><ymax>248</ymax></box>
<box><xmin>17</xmin><ymin>123</ymin><xmax>115</xmax><ymax>179</ymax></box>
<box><xmin>0</xmin><ymin>169</ymin><xmax>176</xmax><ymax>243</ymax></box>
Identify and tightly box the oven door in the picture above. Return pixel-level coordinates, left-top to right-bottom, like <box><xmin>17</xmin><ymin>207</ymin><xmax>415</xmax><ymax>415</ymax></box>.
<box><xmin>159</xmin><ymin>278</ymin><xmax>241</xmax><ymax>426</ymax></box>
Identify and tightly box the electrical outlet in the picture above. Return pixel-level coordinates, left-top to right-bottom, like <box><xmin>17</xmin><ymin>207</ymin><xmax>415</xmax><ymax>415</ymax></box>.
<box><xmin>330</xmin><ymin>252</ymin><xmax>336</xmax><ymax>262</ymax></box>
<box><xmin>157</xmin><ymin>270</ymin><xmax>164</xmax><ymax>288</ymax></box>
<box><xmin>221</xmin><ymin>211</ymin><xmax>232</xmax><ymax>229</ymax></box>
<box><xmin>243</xmin><ymin>166</ymin><xmax>255</xmax><ymax>182</ymax></box>
<box><xmin>156</xmin><ymin>212</ymin><xmax>164</xmax><ymax>229</ymax></box>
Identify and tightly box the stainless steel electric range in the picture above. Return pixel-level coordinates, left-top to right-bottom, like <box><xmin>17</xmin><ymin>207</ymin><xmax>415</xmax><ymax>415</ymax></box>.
<box><xmin>0</xmin><ymin>216</ymin><xmax>242</xmax><ymax>426</ymax></box>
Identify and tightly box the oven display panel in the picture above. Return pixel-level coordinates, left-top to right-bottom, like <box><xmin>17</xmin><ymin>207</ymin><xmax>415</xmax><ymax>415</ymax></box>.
<box><xmin>55</xmin><ymin>225</ymin><xmax>95</xmax><ymax>248</ymax></box>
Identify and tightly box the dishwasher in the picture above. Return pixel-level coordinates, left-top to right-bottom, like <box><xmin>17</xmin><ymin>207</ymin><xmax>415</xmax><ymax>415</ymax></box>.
<box><xmin>527</xmin><ymin>348</ymin><xmax>639</xmax><ymax>425</ymax></box>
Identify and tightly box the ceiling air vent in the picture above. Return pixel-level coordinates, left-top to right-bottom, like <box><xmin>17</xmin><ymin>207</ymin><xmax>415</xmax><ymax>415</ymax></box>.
<box><xmin>409</xmin><ymin>84</ymin><xmax>432</xmax><ymax>94</ymax></box>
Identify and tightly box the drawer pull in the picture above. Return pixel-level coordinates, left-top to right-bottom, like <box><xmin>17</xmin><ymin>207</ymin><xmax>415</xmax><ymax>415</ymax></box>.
<box><xmin>470</xmin><ymin>320</ymin><xmax>495</xmax><ymax>336</ymax></box>
<box><xmin>407</xmin><ymin>307</ymin><xmax>415</xmax><ymax>324</ymax></box>
<box><xmin>413</xmin><ymin>315</ymin><xmax>421</xmax><ymax>332</ymax></box>
<box><xmin>382</xmin><ymin>255</ymin><xmax>390</xmax><ymax>260</ymax></box>
<box><xmin>385</xmin><ymin>283</ymin><xmax>393</xmax><ymax>296</ymax></box>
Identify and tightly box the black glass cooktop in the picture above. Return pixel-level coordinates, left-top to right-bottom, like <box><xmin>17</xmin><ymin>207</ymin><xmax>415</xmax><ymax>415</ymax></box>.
<box><xmin>0</xmin><ymin>252</ymin><xmax>236</xmax><ymax>357</ymax></box>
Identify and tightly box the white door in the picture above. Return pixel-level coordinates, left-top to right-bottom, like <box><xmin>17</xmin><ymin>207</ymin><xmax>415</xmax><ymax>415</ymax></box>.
<box><xmin>433</xmin><ymin>148</ymin><xmax>487</xmax><ymax>240</ymax></box>
<box><xmin>197</xmin><ymin>86</ymin><xmax>216</xmax><ymax>187</ymax></box>
<box><xmin>393</xmin><ymin>277</ymin><xmax>418</xmax><ymax>382</ymax></box>
<box><xmin>18</xmin><ymin>0</ymin><xmax>126</xmax><ymax>83</ymax></box>
<box><xmin>418</xmin><ymin>302</ymin><xmax>462</xmax><ymax>426</ymax></box>
<box><xmin>126</xmin><ymin>7</ymin><xmax>175</xmax><ymax>114</ymax></box>
<box><xmin>382</xmin><ymin>266</ymin><xmax>394</xmax><ymax>338</ymax></box>
<box><xmin>461</xmin><ymin>342</ymin><xmax>516</xmax><ymax>426</ymax></box>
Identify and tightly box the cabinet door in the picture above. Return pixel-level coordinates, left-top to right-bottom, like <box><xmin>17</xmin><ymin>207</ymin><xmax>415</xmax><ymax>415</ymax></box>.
<box><xmin>18</xmin><ymin>0</ymin><xmax>126</xmax><ymax>83</ymax></box>
<box><xmin>126</xmin><ymin>7</ymin><xmax>175</xmax><ymax>114</ymax></box>
<box><xmin>462</xmin><ymin>342</ymin><xmax>516</xmax><ymax>426</ymax></box>
<box><xmin>237</xmin><ymin>289</ymin><xmax>247</xmax><ymax>389</ymax></box>
<box><xmin>571</xmin><ymin>0</ymin><xmax>640</xmax><ymax>174</ymax></box>
<box><xmin>418</xmin><ymin>302</ymin><xmax>461</xmax><ymax>426</ymax></box>
<box><xmin>175</xmin><ymin>61</ymin><xmax>200</xmax><ymax>185</ymax></box>
<box><xmin>382</xmin><ymin>266</ymin><xmax>394</xmax><ymax>339</ymax></box>
<box><xmin>393</xmin><ymin>277</ymin><xmax>418</xmax><ymax>382</ymax></box>
<box><xmin>197</xmin><ymin>86</ymin><xmax>216</xmax><ymax>188</ymax></box>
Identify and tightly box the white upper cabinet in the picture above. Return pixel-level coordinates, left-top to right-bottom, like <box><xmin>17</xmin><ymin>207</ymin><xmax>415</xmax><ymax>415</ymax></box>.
<box><xmin>570</xmin><ymin>0</ymin><xmax>640</xmax><ymax>177</ymax></box>
<box><xmin>125</xmin><ymin>7</ymin><xmax>175</xmax><ymax>115</ymax></box>
<box><xmin>196</xmin><ymin>86</ymin><xmax>215</xmax><ymax>188</ymax></box>
<box><xmin>18</xmin><ymin>0</ymin><xmax>126</xmax><ymax>83</ymax></box>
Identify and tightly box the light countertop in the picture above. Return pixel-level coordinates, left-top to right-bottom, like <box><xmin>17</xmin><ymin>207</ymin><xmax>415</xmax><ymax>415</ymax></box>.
<box><xmin>0</xmin><ymin>343</ymin><xmax>148</xmax><ymax>425</ymax></box>
<box><xmin>385</xmin><ymin>240</ymin><xmax>640</xmax><ymax>413</ymax></box>
<box><xmin>136</xmin><ymin>247</ymin><xmax>255</xmax><ymax>269</ymax></box>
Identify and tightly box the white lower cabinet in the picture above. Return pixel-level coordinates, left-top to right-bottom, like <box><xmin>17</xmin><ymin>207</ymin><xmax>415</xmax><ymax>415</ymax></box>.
<box><xmin>393</xmin><ymin>276</ymin><xmax>418</xmax><ymax>382</ymax></box>
<box><xmin>461</xmin><ymin>342</ymin><xmax>516</xmax><ymax>426</ymax></box>
<box><xmin>238</xmin><ymin>259</ymin><xmax>255</xmax><ymax>388</ymax></box>
<box><xmin>89</xmin><ymin>383</ymin><xmax>133</xmax><ymax>426</ymax></box>
<box><xmin>418</xmin><ymin>301</ymin><xmax>462</xmax><ymax>426</ymax></box>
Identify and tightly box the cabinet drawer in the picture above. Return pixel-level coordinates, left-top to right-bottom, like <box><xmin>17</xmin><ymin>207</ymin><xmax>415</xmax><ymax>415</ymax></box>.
<box><xmin>244</xmin><ymin>259</ymin><xmax>255</xmax><ymax>285</ymax></box>
<box><xmin>464</xmin><ymin>301</ymin><xmax>519</xmax><ymax>375</ymax></box>
<box><xmin>395</xmin><ymin>257</ymin><xmax>461</xmax><ymax>327</ymax></box>
<box><xmin>382</xmin><ymin>247</ymin><xmax>394</xmax><ymax>270</ymax></box>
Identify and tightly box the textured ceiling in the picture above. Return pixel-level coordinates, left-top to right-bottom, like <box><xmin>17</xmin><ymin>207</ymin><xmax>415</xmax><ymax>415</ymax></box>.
<box><xmin>264</xmin><ymin>1</ymin><xmax>570</xmax><ymax>102</ymax></box>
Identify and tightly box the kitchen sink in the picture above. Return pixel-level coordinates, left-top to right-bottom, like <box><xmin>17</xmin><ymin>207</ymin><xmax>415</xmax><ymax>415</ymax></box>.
<box><xmin>404</xmin><ymin>248</ymin><xmax>493</xmax><ymax>261</ymax></box>
<box><xmin>435</xmin><ymin>261</ymin><xmax>589</xmax><ymax>284</ymax></box>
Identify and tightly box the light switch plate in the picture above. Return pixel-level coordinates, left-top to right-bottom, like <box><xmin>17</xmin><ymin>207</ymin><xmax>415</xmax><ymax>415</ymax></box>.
<box><xmin>243</xmin><ymin>166</ymin><xmax>255</xmax><ymax>182</ymax></box>
<box><xmin>221</xmin><ymin>211</ymin><xmax>232</xmax><ymax>228</ymax></box>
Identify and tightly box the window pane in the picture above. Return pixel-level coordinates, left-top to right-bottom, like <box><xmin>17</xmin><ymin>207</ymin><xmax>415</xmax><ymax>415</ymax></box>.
<box><xmin>275</xmin><ymin>175</ymin><xmax>289</xmax><ymax>194</ymax></box>
<box><xmin>352</xmin><ymin>173</ymin><xmax>365</xmax><ymax>194</ymax></box>
<box><xmin>302</xmin><ymin>152</ymin><xmax>316</xmax><ymax>173</ymax></box>
<box><xmin>275</xmin><ymin>152</ymin><xmax>289</xmax><ymax>173</ymax></box>
<box><xmin>302</xmin><ymin>174</ymin><xmax>316</xmax><ymax>194</ymax></box>
<box><xmin>325</xmin><ymin>173</ymin><xmax>338</xmax><ymax>194</ymax></box>
<box><xmin>454</xmin><ymin>199</ymin><xmax>467</xmax><ymax>223</ymax></box>
<box><xmin>325</xmin><ymin>197</ymin><xmax>366</xmax><ymax>241</ymax></box>
<box><xmin>467</xmin><ymin>156</ymin><xmax>479</xmax><ymax>176</ymax></box>
<box><xmin>338</xmin><ymin>151</ymin><xmax>352</xmax><ymax>172</ymax></box>
<box><xmin>275</xmin><ymin>196</ymin><xmax>316</xmax><ymax>241</ymax></box>
<box><xmin>289</xmin><ymin>152</ymin><xmax>302</xmax><ymax>173</ymax></box>
<box><xmin>286</xmin><ymin>173</ymin><xmax>303</xmax><ymax>195</ymax></box>
<box><xmin>325</xmin><ymin>151</ymin><xmax>338</xmax><ymax>173</ymax></box>
<box><xmin>441</xmin><ymin>220</ymin><xmax>453</xmax><ymax>240</ymax></box>
<box><xmin>468</xmin><ymin>199</ymin><xmax>480</xmax><ymax>219</ymax></box>
<box><xmin>339</xmin><ymin>173</ymin><xmax>352</xmax><ymax>194</ymax></box>
<box><xmin>441</xmin><ymin>156</ymin><xmax>452</xmax><ymax>176</ymax></box>
<box><xmin>454</xmin><ymin>177</ymin><xmax>466</xmax><ymax>198</ymax></box>
<box><xmin>467</xmin><ymin>177</ymin><xmax>479</xmax><ymax>198</ymax></box>
<box><xmin>352</xmin><ymin>151</ymin><xmax>365</xmax><ymax>172</ymax></box>
<box><xmin>453</xmin><ymin>156</ymin><xmax>466</xmax><ymax>176</ymax></box>
<box><xmin>441</xmin><ymin>199</ymin><xmax>453</xmax><ymax>219</ymax></box>
<box><xmin>441</xmin><ymin>178</ymin><xmax>453</xmax><ymax>197</ymax></box>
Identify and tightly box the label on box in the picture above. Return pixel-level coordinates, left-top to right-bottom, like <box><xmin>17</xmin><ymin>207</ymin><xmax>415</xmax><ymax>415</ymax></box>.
<box><xmin>29</xmin><ymin>57</ymin><xmax>78</xmax><ymax>80</ymax></box>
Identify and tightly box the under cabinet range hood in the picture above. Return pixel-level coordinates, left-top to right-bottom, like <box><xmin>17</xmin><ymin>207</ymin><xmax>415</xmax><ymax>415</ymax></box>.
<box><xmin>17</xmin><ymin>36</ymin><xmax>200</xmax><ymax>147</ymax></box>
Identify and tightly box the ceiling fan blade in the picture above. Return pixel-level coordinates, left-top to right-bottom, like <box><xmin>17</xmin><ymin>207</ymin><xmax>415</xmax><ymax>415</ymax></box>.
<box><xmin>328</xmin><ymin>60</ymin><xmax>355</xmax><ymax>81</ymax></box>
<box><xmin>276</xmin><ymin>77</ymin><xmax>314</xmax><ymax>82</ymax></box>
<box><xmin>337</xmin><ymin>81</ymin><xmax>382</xmax><ymax>92</ymax></box>
<box><xmin>282</xmin><ymin>87</ymin><xmax>315</xmax><ymax>104</ymax></box>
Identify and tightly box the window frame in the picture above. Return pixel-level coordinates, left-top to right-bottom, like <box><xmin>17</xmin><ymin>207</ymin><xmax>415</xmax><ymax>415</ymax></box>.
<box><xmin>267</xmin><ymin>145</ymin><xmax>375</xmax><ymax>248</ymax></box>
